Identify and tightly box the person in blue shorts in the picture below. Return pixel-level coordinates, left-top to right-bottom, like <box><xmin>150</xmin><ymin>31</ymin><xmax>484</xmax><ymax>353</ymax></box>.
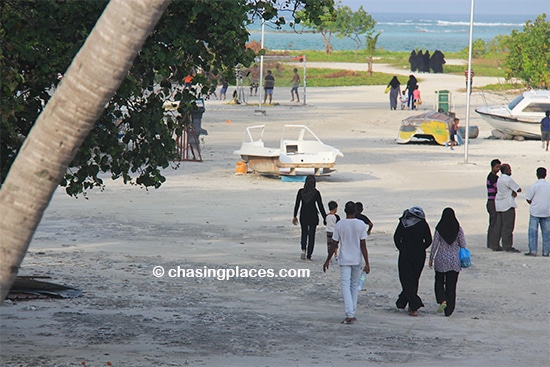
<box><xmin>263</xmin><ymin>70</ymin><xmax>275</xmax><ymax>104</ymax></box>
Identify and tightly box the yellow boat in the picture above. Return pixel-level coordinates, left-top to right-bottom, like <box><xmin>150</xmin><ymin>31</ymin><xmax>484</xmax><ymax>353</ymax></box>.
<box><xmin>397</xmin><ymin>111</ymin><xmax>454</xmax><ymax>145</ymax></box>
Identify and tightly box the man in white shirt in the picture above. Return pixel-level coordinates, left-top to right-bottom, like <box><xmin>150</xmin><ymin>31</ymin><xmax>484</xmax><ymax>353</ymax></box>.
<box><xmin>323</xmin><ymin>201</ymin><xmax>370</xmax><ymax>324</ymax></box>
<box><xmin>495</xmin><ymin>163</ymin><xmax>522</xmax><ymax>252</ymax></box>
<box><xmin>525</xmin><ymin>167</ymin><xmax>550</xmax><ymax>257</ymax></box>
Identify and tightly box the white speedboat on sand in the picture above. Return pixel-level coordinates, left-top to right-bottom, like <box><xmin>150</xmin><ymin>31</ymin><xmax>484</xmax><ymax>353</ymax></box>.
<box><xmin>234</xmin><ymin>124</ymin><xmax>343</xmax><ymax>176</ymax></box>
<box><xmin>475</xmin><ymin>89</ymin><xmax>550</xmax><ymax>139</ymax></box>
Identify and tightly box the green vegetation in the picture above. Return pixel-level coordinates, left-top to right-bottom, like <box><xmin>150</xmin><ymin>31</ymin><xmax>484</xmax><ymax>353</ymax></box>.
<box><xmin>268</xmin><ymin>47</ymin><xmax>526</xmax><ymax>90</ymax></box>
<box><xmin>260</xmin><ymin>62</ymin><xmax>391</xmax><ymax>87</ymax></box>
<box><xmin>296</xmin><ymin>3</ymin><xmax>375</xmax><ymax>55</ymax></box>
<box><xmin>504</xmin><ymin>14</ymin><xmax>549</xmax><ymax>88</ymax></box>
<box><xmin>1</xmin><ymin>0</ymin><xmax>334</xmax><ymax>195</ymax></box>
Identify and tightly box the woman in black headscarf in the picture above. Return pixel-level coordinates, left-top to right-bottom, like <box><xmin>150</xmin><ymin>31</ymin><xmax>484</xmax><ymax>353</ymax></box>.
<box><xmin>292</xmin><ymin>175</ymin><xmax>327</xmax><ymax>261</ymax></box>
<box><xmin>387</xmin><ymin>76</ymin><xmax>401</xmax><ymax>110</ymax></box>
<box><xmin>393</xmin><ymin>206</ymin><xmax>432</xmax><ymax>316</ymax></box>
<box><xmin>429</xmin><ymin>207</ymin><xmax>467</xmax><ymax>316</ymax></box>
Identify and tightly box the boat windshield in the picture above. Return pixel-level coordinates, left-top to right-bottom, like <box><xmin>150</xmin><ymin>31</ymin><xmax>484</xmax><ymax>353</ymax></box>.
<box><xmin>507</xmin><ymin>94</ymin><xmax>524</xmax><ymax>110</ymax></box>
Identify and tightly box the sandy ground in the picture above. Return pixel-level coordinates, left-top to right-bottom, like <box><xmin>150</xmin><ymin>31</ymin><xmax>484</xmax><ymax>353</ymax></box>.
<box><xmin>1</xmin><ymin>63</ymin><xmax>549</xmax><ymax>367</ymax></box>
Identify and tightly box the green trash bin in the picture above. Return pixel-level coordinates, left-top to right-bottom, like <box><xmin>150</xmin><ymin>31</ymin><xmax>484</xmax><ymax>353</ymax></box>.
<box><xmin>436</xmin><ymin>90</ymin><xmax>450</xmax><ymax>113</ymax></box>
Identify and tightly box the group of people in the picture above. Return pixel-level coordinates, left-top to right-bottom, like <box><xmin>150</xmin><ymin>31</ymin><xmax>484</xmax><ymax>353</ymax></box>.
<box><xmin>386</xmin><ymin>75</ymin><xmax>421</xmax><ymax>111</ymax></box>
<box><xmin>292</xmin><ymin>175</ymin><xmax>468</xmax><ymax>324</ymax></box>
<box><xmin>486</xmin><ymin>160</ymin><xmax>550</xmax><ymax>256</ymax></box>
<box><xmin>409</xmin><ymin>49</ymin><xmax>446</xmax><ymax>73</ymax></box>
<box><xmin>242</xmin><ymin>65</ymin><xmax>301</xmax><ymax>105</ymax></box>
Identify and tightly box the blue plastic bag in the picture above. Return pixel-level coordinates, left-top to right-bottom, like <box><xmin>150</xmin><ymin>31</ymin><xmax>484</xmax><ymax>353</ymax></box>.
<box><xmin>459</xmin><ymin>247</ymin><xmax>471</xmax><ymax>268</ymax></box>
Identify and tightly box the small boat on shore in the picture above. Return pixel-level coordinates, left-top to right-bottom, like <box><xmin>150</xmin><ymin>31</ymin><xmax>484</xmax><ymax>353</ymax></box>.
<box><xmin>397</xmin><ymin>111</ymin><xmax>455</xmax><ymax>145</ymax></box>
<box><xmin>475</xmin><ymin>90</ymin><xmax>550</xmax><ymax>139</ymax></box>
<box><xmin>233</xmin><ymin>124</ymin><xmax>343</xmax><ymax>176</ymax></box>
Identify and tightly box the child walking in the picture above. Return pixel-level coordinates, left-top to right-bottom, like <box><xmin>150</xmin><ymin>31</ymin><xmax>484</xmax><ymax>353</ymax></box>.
<box><xmin>400</xmin><ymin>90</ymin><xmax>408</xmax><ymax>110</ymax></box>
<box><xmin>326</xmin><ymin>201</ymin><xmax>340</xmax><ymax>259</ymax></box>
<box><xmin>412</xmin><ymin>85</ymin><xmax>421</xmax><ymax>110</ymax></box>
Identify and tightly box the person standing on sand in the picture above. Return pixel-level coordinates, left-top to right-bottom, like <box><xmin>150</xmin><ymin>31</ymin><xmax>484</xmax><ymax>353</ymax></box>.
<box><xmin>323</xmin><ymin>201</ymin><xmax>370</xmax><ymax>325</ymax></box>
<box><xmin>486</xmin><ymin>159</ymin><xmax>502</xmax><ymax>250</ymax></box>
<box><xmin>249</xmin><ymin>64</ymin><xmax>260</xmax><ymax>96</ymax></box>
<box><xmin>293</xmin><ymin>175</ymin><xmax>327</xmax><ymax>261</ymax></box>
<box><xmin>495</xmin><ymin>163</ymin><xmax>522</xmax><ymax>253</ymax></box>
<box><xmin>524</xmin><ymin>167</ymin><xmax>550</xmax><ymax>257</ymax></box>
<box><xmin>448</xmin><ymin>118</ymin><xmax>459</xmax><ymax>150</ymax></box>
<box><xmin>393</xmin><ymin>206</ymin><xmax>432</xmax><ymax>316</ymax></box>
<box><xmin>290</xmin><ymin>68</ymin><xmax>300</xmax><ymax>102</ymax></box>
<box><xmin>263</xmin><ymin>70</ymin><xmax>275</xmax><ymax>105</ymax></box>
<box><xmin>541</xmin><ymin>110</ymin><xmax>550</xmax><ymax>151</ymax></box>
<box><xmin>429</xmin><ymin>207</ymin><xmax>467</xmax><ymax>317</ymax></box>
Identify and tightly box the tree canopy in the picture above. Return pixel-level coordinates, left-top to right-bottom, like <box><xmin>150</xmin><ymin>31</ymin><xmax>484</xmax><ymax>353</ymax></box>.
<box><xmin>333</xmin><ymin>5</ymin><xmax>376</xmax><ymax>56</ymax></box>
<box><xmin>297</xmin><ymin>2</ymin><xmax>375</xmax><ymax>55</ymax></box>
<box><xmin>0</xmin><ymin>0</ymin><xmax>334</xmax><ymax>197</ymax></box>
<box><xmin>504</xmin><ymin>14</ymin><xmax>550</xmax><ymax>89</ymax></box>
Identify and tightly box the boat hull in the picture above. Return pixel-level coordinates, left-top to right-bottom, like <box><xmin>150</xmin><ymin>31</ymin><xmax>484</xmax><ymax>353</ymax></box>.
<box><xmin>476</xmin><ymin>109</ymin><xmax>541</xmax><ymax>139</ymax></box>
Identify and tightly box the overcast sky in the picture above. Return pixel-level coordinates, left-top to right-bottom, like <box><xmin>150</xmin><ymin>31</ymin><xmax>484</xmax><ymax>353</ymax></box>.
<box><xmin>340</xmin><ymin>0</ymin><xmax>549</xmax><ymax>16</ymax></box>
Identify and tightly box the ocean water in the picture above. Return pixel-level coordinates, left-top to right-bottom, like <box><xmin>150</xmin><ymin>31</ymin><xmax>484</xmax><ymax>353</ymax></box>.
<box><xmin>247</xmin><ymin>13</ymin><xmax>532</xmax><ymax>53</ymax></box>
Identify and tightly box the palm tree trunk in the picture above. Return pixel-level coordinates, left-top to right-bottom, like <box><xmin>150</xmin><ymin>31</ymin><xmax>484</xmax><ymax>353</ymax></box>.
<box><xmin>0</xmin><ymin>0</ymin><xmax>170</xmax><ymax>304</ymax></box>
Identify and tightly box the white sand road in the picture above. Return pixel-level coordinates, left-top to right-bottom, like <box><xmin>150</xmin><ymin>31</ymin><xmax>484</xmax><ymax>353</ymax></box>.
<box><xmin>1</xmin><ymin>62</ymin><xmax>548</xmax><ymax>367</ymax></box>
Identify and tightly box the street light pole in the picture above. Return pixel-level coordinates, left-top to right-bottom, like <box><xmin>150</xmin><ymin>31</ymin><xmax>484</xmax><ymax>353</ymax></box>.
<box><xmin>464</xmin><ymin>0</ymin><xmax>475</xmax><ymax>163</ymax></box>
<box><xmin>258</xmin><ymin>18</ymin><xmax>265</xmax><ymax>111</ymax></box>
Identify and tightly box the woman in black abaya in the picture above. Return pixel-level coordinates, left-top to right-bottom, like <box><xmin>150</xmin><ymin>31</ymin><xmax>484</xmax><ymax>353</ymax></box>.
<box><xmin>292</xmin><ymin>175</ymin><xmax>327</xmax><ymax>261</ymax></box>
<box><xmin>393</xmin><ymin>206</ymin><xmax>432</xmax><ymax>316</ymax></box>
<box><xmin>387</xmin><ymin>76</ymin><xmax>401</xmax><ymax>110</ymax></box>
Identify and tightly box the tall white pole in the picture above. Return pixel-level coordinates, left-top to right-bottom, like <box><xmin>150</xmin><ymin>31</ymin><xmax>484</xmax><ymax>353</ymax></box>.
<box><xmin>303</xmin><ymin>55</ymin><xmax>306</xmax><ymax>105</ymax></box>
<box><xmin>464</xmin><ymin>0</ymin><xmax>474</xmax><ymax>163</ymax></box>
<box><xmin>258</xmin><ymin>18</ymin><xmax>265</xmax><ymax>110</ymax></box>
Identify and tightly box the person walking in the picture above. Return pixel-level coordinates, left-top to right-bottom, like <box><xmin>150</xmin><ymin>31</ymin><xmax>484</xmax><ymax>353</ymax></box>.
<box><xmin>429</xmin><ymin>208</ymin><xmax>467</xmax><ymax>317</ymax></box>
<box><xmin>525</xmin><ymin>167</ymin><xmax>550</xmax><ymax>257</ymax></box>
<box><xmin>290</xmin><ymin>68</ymin><xmax>300</xmax><ymax>102</ymax></box>
<box><xmin>325</xmin><ymin>201</ymin><xmax>340</xmax><ymax>258</ymax></box>
<box><xmin>412</xmin><ymin>85</ymin><xmax>421</xmax><ymax>110</ymax></box>
<box><xmin>355</xmin><ymin>202</ymin><xmax>373</xmax><ymax>235</ymax></box>
<box><xmin>292</xmin><ymin>175</ymin><xmax>327</xmax><ymax>261</ymax></box>
<box><xmin>404</xmin><ymin>75</ymin><xmax>418</xmax><ymax>109</ymax></box>
<box><xmin>393</xmin><ymin>206</ymin><xmax>432</xmax><ymax>316</ymax></box>
<box><xmin>263</xmin><ymin>70</ymin><xmax>275</xmax><ymax>105</ymax></box>
<box><xmin>323</xmin><ymin>201</ymin><xmax>370</xmax><ymax>324</ymax></box>
<box><xmin>541</xmin><ymin>110</ymin><xmax>550</xmax><ymax>151</ymax></box>
<box><xmin>486</xmin><ymin>159</ymin><xmax>502</xmax><ymax>250</ymax></box>
<box><xmin>387</xmin><ymin>76</ymin><xmax>401</xmax><ymax>110</ymax></box>
<box><xmin>495</xmin><ymin>163</ymin><xmax>522</xmax><ymax>252</ymax></box>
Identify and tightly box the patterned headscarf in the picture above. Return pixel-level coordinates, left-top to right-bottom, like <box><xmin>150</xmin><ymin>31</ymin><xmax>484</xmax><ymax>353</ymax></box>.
<box><xmin>400</xmin><ymin>206</ymin><xmax>425</xmax><ymax>228</ymax></box>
